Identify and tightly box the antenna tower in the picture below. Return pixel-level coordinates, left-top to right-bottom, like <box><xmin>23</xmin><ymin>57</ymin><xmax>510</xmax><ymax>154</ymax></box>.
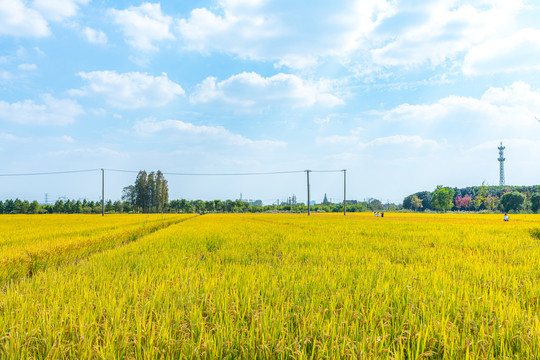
<box><xmin>498</xmin><ymin>141</ymin><xmax>505</xmax><ymax>186</ymax></box>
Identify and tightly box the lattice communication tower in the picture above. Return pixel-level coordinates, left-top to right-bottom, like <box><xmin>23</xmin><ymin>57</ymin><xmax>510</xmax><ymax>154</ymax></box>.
<box><xmin>498</xmin><ymin>141</ymin><xmax>505</xmax><ymax>186</ymax></box>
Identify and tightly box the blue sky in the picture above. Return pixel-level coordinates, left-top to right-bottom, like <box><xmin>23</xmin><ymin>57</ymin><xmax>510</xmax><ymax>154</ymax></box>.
<box><xmin>1</xmin><ymin>0</ymin><xmax>540</xmax><ymax>204</ymax></box>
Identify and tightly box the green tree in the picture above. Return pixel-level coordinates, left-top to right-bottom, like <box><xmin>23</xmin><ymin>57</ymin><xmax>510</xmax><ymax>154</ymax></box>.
<box><xmin>410</xmin><ymin>195</ymin><xmax>423</xmax><ymax>211</ymax></box>
<box><xmin>155</xmin><ymin>171</ymin><xmax>168</xmax><ymax>213</ymax></box>
<box><xmin>29</xmin><ymin>200</ymin><xmax>39</xmax><ymax>214</ymax></box>
<box><xmin>113</xmin><ymin>201</ymin><xmax>123</xmax><ymax>213</ymax></box>
<box><xmin>14</xmin><ymin>199</ymin><xmax>23</xmax><ymax>213</ymax></box>
<box><xmin>105</xmin><ymin>200</ymin><xmax>114</xmax><ymax>212</ymax></box>
<box><xmin>21</xmin><ymin>200</ymin><xmax>30</xmax><ymax>214</ymax></box>
<box><xmin>531</xmin><ymin>193</ymin><xmax>540</xmax><ymax>213</ymax></box>
<box><xmin>122</xmin><ymin>185</ymin><xmax>136</xmax><ymax>208</ymax></box>
<box><xmin>484</xmin><ymin>196</ymin><xmax>499</xmax><ymax>211</ymax></box>
<box><xmin>4</xmin><ymin>199</ymin><xmax>15</xmax><ymax>213</ymax></box>
<box><xmin>53</xmin><ymin>200</ymin><xmax>64</xmax><ymax>213</ymax></box>
<box><xmin>431</xmin><ymin>185</ymin><xmax>455</xmax><ymax>212</ymax></box>
<box><xmin>415</xmin><ymin>191</ymin><xmax>432</xmax><ymax>210</ymax></box>
<box><xmin>74</xmin><ymin>200</ymin><xmax>82</xmax><ymax>213</ymax></box>
<box><xmin>134</xmin><ymin>171</ymin><xmax>149</xmax><ymax>212</ymax></box>
<box><xmin>500</xmin><ymin>191</ymin><xmax>525</xmax><ymax>213</ymax></box>
<box><xmin>472</xmin><ymin>182</ymin><xmax>488</xmax><ymax>210</ymax></box>
<box><xmin>0</xmin><ymin>201</ymin><xmax>4</xmax><ymax>214</ymax></box>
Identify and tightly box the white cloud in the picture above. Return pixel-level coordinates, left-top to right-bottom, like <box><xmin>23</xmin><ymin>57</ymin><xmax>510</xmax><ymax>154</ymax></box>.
<box><xmin>135</xmin><ymin>118</ymin><xmax>287</xmax><ymax>148</ymax></box>
<box><xmin>463</xmin><ymin>28</ymin><xmax>540</xmax><ymax>75</ymax></box>
<box><xmin>0</xmin><ymin>94</ymin><xmax>83</xmax><ymax>125</ymax></box>
<box><xmin>317</xmin><ymin>133</ymin><xmax>438</xmax><ymax>148</ymax></box>
<box><xmin>60</xmin><ymin>135</ymin><xmax>75</xmax><ymax>143</ymax></box>
<box><xmin>18</xmin><ymin>63</ymin><xmax>37</xmax><ymax>70</ymax></box>
<box><xmin>316</xmin><ymin>134</ymin><xmax>359</xmax><ymax>145</ymax></box>
<box><xmin>0</xmin><ymin>0</ymin><xmax>89</xmax><ymax>38</ymax></box>
<box><xmin>383</xmin><ymin>82</ymin><xmax>540</xmax><ymax>124</ymax></box>
<box><xmin>47</xmin><ymin>147</ymin><xmax>127</xmax><ymax>158</ymax></box>
<box><xmin>190</xmin><ymin>72</ymin><xmax>344</xmax><ymax>109</ymax></box>
<box><xmin>364</xmin><ymin>135</ymin><xmax>438</xmax><ymax>148</ymax></box>
<box><xmin>71</xmin><ymin>71</ymin><xmax>185</xmax><ymax>109</ymax></box>
<box><xmin>0</xmin><ymin>0</ymin><xmax>49</xmax><ymax>37</ymax></box>
<box><xmin>178</xmin><ymin>0</ymin><xmax>392</xmax><ymax>68</ymax></box>
<box><xmin>371</xmin><ymin>1</ymin><xmax>525</xmax><ymax>67</ymax></box>
<box><xmin>109</xmin><ymin>3</ymin><xmax>174</xmax><ymax>52</ymax></box>
<box><xmin>379</xmin><ymin>82</ymin><xmax>540</xmax><ymax>142</ymax></box>
<box><xmin>0</xmin><ymin>132</ymin><xmax>29</xmax><ymax>142</ymax></box>
<box><xmin>0</xmin><ymin>71</ymin><xmax>13</xmax><ymax>81</ymax></box>
<box><xmin>31</xmin><ymin>0</ymin><xmax>89</xmax><ymax>22</ymax></box>
<box><xmin>83</xmin><ymin>27</ymin><xmax>107</xmax><ymax>45</ymax></box>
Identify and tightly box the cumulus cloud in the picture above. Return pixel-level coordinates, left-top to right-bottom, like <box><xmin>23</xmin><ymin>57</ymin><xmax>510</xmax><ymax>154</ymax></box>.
<box><xmin>0</xmin><ymin>0</ymin><xmax>49</xmax><ymax>37</ymax></box>
<box><xmin>71</xmin><ymin>71</ymin><xmax>185</xmax><ymax>109</ymax></box>
<box><xmin>31</xmin><ymin>0</ymin><xmax>89</xmax><ymax>22</ymax></box>
<box><xmin>135</xmin><ymin>118</ymin><xmax>287</xmax><ymax>148</ymax></box>
<box><xmin>83</xmin><ymin>27</ymin><xmax>107</xmax><ymax>45</ymax></box>
<box><xmin>463</xmin><ymin>28</ymin><xmax>540</xmax><ymax>75</ymax></box>
<box><xmin>377</xmin><ymin>82</ymin><xmax>540</xmax><ymax>145</ymax></box>
<box><xmin>371</xmin><ymin>1</ymin><xmax>525</xmax><ymax>67</ymax></box>
<box><xmin>109</xmin><ymin>3</ymin><xmax>174</xmax><ymax>51</ymax></box>
<box><xmin>190</xmin><ymin>72</ymin><xmax>344</xmax><ymax>109</ymax></box>
<box><xmin>0</xmin><ymin>94</ymin><xmax>83</xmax><ymax>125</ymax></box>
<box><xmin>382</xmin><ymin>82</ymin><xmax>540</xmax><ymax>126</ymax></box>
<box><xmin>0</xmin><ymin>0</ymin><xmax>89</xmax><ymax>37</ymax></box>
<box><xmin>178</xmin><ymin>0</ymin><xmax>392</xmax><ymax>68</ymax></box>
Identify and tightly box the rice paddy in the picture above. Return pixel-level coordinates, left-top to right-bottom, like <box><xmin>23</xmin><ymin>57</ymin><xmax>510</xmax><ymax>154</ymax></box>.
<box><xmin>1</xmin><ymin>213</ymin><xmax>540</xmax><ymax>358</ymax></box>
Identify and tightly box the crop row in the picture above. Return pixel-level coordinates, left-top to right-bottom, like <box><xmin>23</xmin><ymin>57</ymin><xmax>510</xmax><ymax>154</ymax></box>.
<box><xmin>0</xmin><ymin>214</ymin><xmax>195</xmax><ymax>286</ymax></box>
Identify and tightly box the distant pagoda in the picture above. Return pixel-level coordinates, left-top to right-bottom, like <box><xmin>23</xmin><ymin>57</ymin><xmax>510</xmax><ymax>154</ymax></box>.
<box><xmin>498</xmin><ymin>141</ymin><xmax>505</xmax><ymax>186</ymax></box>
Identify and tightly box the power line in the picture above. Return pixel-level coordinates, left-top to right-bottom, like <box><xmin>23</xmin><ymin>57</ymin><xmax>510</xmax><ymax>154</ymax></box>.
<box><xmin>0</xmin><ymin>168</ymin><xmax>345</xmax><ymax>177</ymax></box>
<box><xmin>104</xmin><ymin>169</ymin><xmax>342</xmax><ymax>176</ymax></box>
<box><xmin>0</xmin><ymin>169</ymin><xmax>101</xmax><ymax>177</ymax></box>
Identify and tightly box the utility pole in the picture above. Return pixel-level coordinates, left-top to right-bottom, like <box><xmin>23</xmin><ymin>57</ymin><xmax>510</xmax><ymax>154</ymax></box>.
<box><xmin>306</xmin><ymin>170</ymin><xmax>311</xmax><ymax>216</ymax></box>
<box><xmin>101</xmin><ymin>168</ymin><xmax>104</xmax><ymax>216</ymax></box>
<box><xmin>343</xmin><ymin>169</ymin><xmax>346</xmax><ymax>216</ymax></box>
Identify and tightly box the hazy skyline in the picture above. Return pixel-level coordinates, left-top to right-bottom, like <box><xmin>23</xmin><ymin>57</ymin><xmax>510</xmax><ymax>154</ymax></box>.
<box><xmin>1</xmin><ymin>0</ymin><xmax>540</xmax><ymax>204</ymax></box>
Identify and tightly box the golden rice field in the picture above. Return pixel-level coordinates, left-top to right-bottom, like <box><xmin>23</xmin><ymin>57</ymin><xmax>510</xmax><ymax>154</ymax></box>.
<box><xmin>1</xmin><ymin>213</ymin><xmax>540</xmax><ymax>359</ymax></box>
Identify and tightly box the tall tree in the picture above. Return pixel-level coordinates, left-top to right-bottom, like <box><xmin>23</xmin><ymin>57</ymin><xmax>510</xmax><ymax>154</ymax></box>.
<box><xmin>134</xmin><ymin>171</ymin><xmax>149</xmax><ymax>212</ymax></box>
<box><xmin>432</xmin><ymin>185</ymin><xmax>455</xmax><ymax>212</ymax></box>
<box><xmin>122</xmin><ymin>185</ymin><xmax>136</xmax><ymax>208</ymax></box>
<box><xmin>156</xmin><ymin>170</ymin><xmax>168</xmax><ymax>212</ymax></box>
<box><xmin>147</xmin><ymin>172</ymin><xmax>156</xmax><ymax>212</ymax></box>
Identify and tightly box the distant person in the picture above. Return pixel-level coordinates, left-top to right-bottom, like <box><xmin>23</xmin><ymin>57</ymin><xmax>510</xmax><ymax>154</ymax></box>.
<box><xmin>504</xmin><ymin>213</ymin><xmax>509</xmax><ymax>222</ymax></box>
<box><xmin>381</xmin><ymin>212</ymin><xmax>384</xmax><ymax>218</ymax></box>
<box><xmin>374</xmin><ymin>212</ymin><xmax>377</xmax><ymax>217</ymax></box>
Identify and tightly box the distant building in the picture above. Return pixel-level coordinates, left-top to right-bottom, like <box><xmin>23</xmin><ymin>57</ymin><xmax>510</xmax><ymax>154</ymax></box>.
<box><xmin>322</xmin><ymin>193</ymin><xmax>330</xmax><ymax>205</ymax></box>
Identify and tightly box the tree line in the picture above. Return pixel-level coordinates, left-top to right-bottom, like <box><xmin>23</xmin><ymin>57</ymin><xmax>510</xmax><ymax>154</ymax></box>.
<box><xmin>0</xmin><ymin>198</ymin><xmax>373</xmax><ymax>215</ymax></box>
<box><xmin>403</xmin><ymin>184</ymin><xmax>540</xmax><ymax>213</ymax></box>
